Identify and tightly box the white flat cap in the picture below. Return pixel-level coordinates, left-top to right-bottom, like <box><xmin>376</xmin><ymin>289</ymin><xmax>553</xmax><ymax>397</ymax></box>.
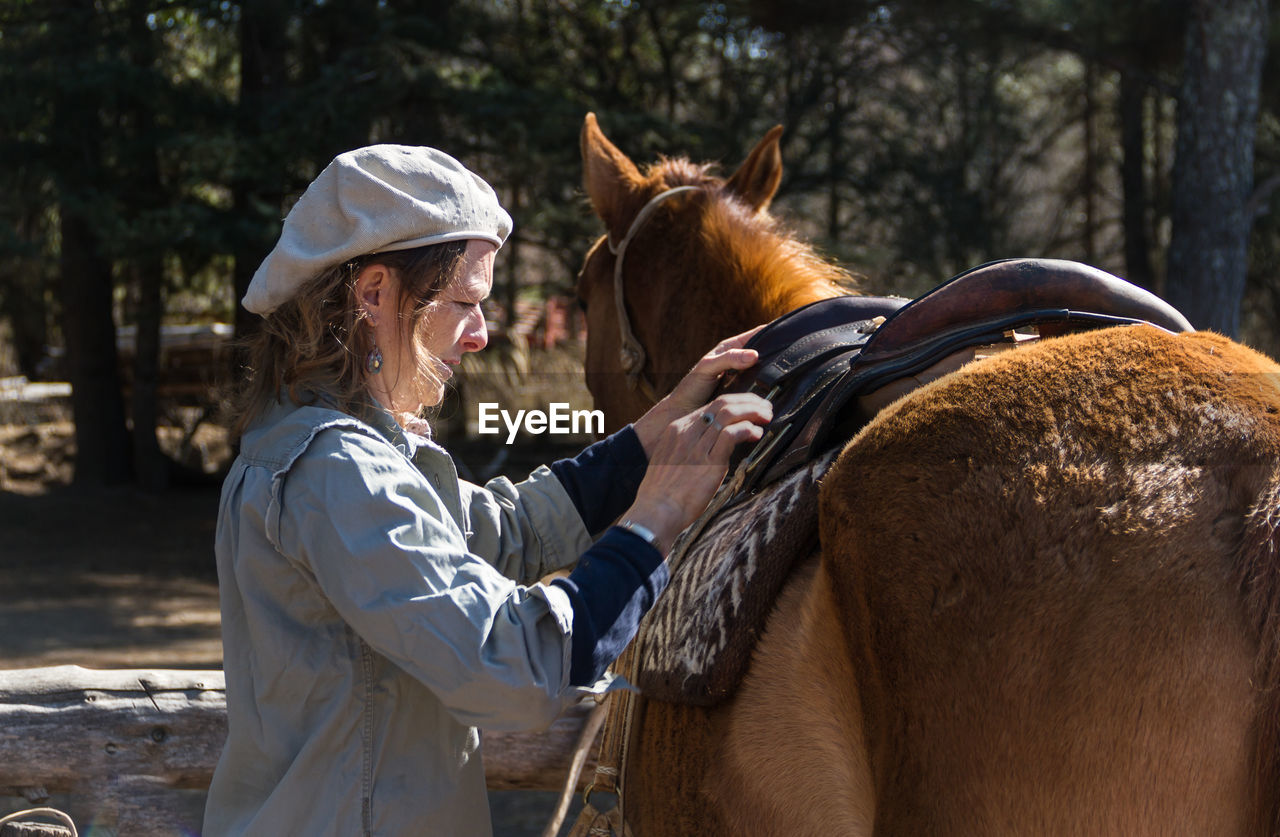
<box><xmin>243</xmin><ymin>144</ymin><xmax>512</xmax><ymax>315</ymax></box>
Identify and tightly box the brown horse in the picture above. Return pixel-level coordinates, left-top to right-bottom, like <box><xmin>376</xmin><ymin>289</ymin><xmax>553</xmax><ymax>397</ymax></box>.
<box><xmin>575</xmin><ymin>112</ymin><xmax>1280</xmax><ymax>836</ymax></box>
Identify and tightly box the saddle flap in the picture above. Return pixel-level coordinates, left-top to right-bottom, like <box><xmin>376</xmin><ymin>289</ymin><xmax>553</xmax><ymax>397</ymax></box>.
<box><xmin>714</xmin><ymin>295</ymin><xmax>907</xmax><ymax>473</ymax></box>
<box><xmin>634</xmin><ymin>450</ymin><xmax>835</xmax><ymax>706</ymax></box>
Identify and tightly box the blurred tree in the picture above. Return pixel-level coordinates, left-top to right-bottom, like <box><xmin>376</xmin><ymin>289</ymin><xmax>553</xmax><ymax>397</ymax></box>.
<box><xmin>3</xmin><ymin>0</ymin><xmax>243</xmax><ymax>485</ymax></box>
<box><xmin>47</xmin><ymin>0</ymin><xmax>134</xmax><ymax>486</ymax></box>
<box><xmin>0</xmin><ymin>1</ymin><xmax>59</xmax><ymax>379</ymax></box>
<box><xmin>0</xmin><ymin>195</ymin><xmax>54</xmax><ymax>380</ymax></box>
<box><xmin>122</xmin><ymin>0</ymin><xmax>170</xmax><ymax>490</ymax></box>
<box><xmin>1166</xmin><ymin>0</ymin><xmax>1269</xmax><ymax>335</ymax></box>
<box><xmin>230</xmin><ymin>0</ymin><xmax>291</xmax><ymax>344</ymax></box>
<box><xmin>230</xmin><ymin>0</ymin><xmax>400</xmax><ymax>333</ymax></box>
<box><xmin>1</xmin><ymin>0</ymin><xmax>1278</xmax><ymax>488</ymax></box>
<box><xmin>744</xmin><ymin>0</ymin><xmax>1271</xmax><ymax>333</ymax></box>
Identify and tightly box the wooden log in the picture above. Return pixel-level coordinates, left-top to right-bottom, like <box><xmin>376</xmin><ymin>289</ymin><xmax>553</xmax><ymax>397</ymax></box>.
<box><xmin>0</xmin><ymin>667</ymin><xmax>225</xmax><ymax>794</ymax></box>
<box><xmin>0</xmin><ymin>666</ymin><xmax>598</xmax><ymax>835</ymax></box>
<box><xmin>483</xmin><ymin>705</ymin><xmax>600</xmax><ymax>791</ymax></box>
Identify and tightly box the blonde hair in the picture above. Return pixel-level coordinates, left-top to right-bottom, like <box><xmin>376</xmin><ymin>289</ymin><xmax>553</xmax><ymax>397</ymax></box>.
<box><xmin>229</xmin><ymin>241</ymin><xmax>468</xmax><ymax>440</ymax></box>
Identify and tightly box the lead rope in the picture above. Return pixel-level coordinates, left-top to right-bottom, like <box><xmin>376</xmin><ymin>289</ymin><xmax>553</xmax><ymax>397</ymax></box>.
<box><xmin>564</xmin><ymin>644</ymin><xmax>639</xmax><ymax>837</ymax></box>
<box><xmin>541</xmin><ymin>700</ymin><xmax>609</xmax><ymax>837</ymax></box>
<box><xmin>606</xmin><ymin>186</ymin><xmax>702</xmax><ymax>405</ymax></box>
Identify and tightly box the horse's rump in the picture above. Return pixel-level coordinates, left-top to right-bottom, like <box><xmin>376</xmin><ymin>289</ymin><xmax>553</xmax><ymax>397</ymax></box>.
<box><xmin>820</xmin><ymin>324</ymin><xmax>1280</xmax><ymax>834</ymax></box>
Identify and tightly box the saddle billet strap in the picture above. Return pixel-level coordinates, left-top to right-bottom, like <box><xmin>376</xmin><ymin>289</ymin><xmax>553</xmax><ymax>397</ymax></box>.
<box><xmin>728</xmin><ymin>343</ymin><xmax>865</xmax><ymax>475</ymax></box>
<box><xmin>572</xmin><ymin>465</ymin><xmax>759</xmax><ymax>837</ymax></box>
<box><xmin>753</xmin><ymin>319</ymin><xmax>880</xmax><ymax>391</ymax></box>
<box><xmin>745</xmin><ymin>344</ymin><xmax>861</xmax><ymax>455</ymax></box>
<box><xmin>567</xmin><ymin>462</ymin><xmax>760</xmax><ymax>836</ymax></box>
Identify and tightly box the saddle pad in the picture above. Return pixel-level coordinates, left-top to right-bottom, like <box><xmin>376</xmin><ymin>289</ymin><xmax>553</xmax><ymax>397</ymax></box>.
<box><xmin>634</xmin><ymin>449</ymin><xmax>838</xmax><ymax>706</ymax></box>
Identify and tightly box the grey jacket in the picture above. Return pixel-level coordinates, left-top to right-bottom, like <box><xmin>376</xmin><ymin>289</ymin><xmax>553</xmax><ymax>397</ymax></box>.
<box><xmin>203</xmin><ymin>401</ymin><xmax>594</xmax><ymax>836</ymax></box>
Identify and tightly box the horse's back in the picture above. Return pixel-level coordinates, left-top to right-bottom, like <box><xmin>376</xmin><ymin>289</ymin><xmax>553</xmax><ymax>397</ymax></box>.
<box><xmin>819</xmin><ymin>325</ymin><xmax>1280</xmax><ymax>835</ymax></box>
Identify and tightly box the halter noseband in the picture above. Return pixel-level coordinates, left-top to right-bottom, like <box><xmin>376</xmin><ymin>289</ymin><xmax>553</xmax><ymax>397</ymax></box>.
<box><xmin>606</xmin><ymin>185</ymin><xmax>702</xmax><ymax>403</ymax></box>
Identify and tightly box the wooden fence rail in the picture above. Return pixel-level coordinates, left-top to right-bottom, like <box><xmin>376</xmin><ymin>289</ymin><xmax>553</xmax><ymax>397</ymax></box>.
<box><xmin>0</xmin><ymin>666</ymin><xmax>595</xmax><ymax>835</ymax></box>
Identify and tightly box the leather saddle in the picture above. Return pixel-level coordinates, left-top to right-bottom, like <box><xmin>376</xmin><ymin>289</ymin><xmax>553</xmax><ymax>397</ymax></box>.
<box><xmin>717</xmin><ymin>258</ymin><xmax>1195</xmax><ymax>497</ymax></box>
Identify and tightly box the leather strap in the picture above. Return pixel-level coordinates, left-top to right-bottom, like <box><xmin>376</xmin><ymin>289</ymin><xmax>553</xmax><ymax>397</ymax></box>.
<box><xmin>606</xmin><ymin>186</ymin><xmax>702</xmax><ymax>401</ymax></box>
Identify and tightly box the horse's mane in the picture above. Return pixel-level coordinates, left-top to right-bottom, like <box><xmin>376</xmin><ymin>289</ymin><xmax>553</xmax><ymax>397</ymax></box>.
<box><xmin>646</xmin><ymin>157</ymin><xmax>853</xmax><ymax>321</ymax></box>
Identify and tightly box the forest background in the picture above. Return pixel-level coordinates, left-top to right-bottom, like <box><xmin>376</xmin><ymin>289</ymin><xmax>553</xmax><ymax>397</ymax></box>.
<box><xmin>0</xmin><ymin>0</ymin><xmax>1275</xmax><ymax>491</ymax></box>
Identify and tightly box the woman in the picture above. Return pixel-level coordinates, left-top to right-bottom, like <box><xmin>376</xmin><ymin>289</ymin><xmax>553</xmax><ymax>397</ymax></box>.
<box><xmin>203</xmin><ymin>144</ymin><xmax>771</xmax><ymax>836</ymax></box>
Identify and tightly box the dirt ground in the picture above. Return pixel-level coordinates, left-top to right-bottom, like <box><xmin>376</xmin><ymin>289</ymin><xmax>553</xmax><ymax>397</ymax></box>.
<box><xmin>0</xmin><ymin>424</ymin><xmax>223</xmax><ymax>670</ymax></box>
<box><xmin>0</xmin><ymin>420</ymin><xmax>588</xmax><ymax>834</ymax></box>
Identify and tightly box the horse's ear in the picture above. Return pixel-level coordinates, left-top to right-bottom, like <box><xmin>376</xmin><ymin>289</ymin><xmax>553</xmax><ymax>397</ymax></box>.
<box><xmin>581</xmin><ymin>113</ymin><xmax>645</xmax><ymax>237</ymax></box>
<box><xmin>726</xmin><ymin>125</ymin><xmax>784</xmax><ymax>213</ymax></box>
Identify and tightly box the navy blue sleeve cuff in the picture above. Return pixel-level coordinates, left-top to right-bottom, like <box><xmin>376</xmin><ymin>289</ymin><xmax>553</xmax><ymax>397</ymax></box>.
<box><xmin>549</xmin><ymin>425</ymin><xmax>649</xmax><ymax>535</ymax></box>
<box><xmin>552</xmin><ymin>526</ymin><xmax>669</xmax><ymax>686</ymax></box>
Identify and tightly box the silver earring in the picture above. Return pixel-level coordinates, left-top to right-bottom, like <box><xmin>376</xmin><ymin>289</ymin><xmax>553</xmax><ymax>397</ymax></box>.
<box><xmin>366</xmin><ymin>344</ymin><xmax>383</xmax><ymax>374</ymax></box>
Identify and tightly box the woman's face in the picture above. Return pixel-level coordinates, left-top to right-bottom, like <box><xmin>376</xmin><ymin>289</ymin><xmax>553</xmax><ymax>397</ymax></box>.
<box><xmin>417</xmin><ymin>239</ymin><xmax>495</xmax><ymax>404</ymax></box>
<box><xmin>361</xmin><ymin>239</ymin><xmax>495</xmax><ymax>415</ymax></box>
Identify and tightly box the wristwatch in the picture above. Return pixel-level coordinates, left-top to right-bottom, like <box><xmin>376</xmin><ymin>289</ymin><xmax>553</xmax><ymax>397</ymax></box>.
<box><xmin>617</xmin><ymin>519</ymin><xmax>665</xmax><ymax>555</ymax></box>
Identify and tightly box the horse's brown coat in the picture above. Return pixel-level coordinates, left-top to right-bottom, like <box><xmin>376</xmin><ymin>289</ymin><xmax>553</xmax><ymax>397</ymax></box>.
<box><xmin>578</xmin><ymin>113</ymin><xmax>1280</xmax><ymax>835</ymax></box>
<box><xmin>824</xmin><ymin>326</ymin><xmax>1276</xmax><ymax>834</ymax></box>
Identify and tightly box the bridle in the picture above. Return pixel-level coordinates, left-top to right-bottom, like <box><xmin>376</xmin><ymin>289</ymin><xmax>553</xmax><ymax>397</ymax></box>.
<box><xmin>605</xmin><ymin>184</ymin><xmax>702</xmax><ymax>404</ymax></box>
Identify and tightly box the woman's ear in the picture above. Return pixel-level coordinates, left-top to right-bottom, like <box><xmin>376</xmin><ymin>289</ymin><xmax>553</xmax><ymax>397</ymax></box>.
<box><xmin>354</xmin><ymin>264</ymin><xmax>393</xmax><ymax>325</ymax></box>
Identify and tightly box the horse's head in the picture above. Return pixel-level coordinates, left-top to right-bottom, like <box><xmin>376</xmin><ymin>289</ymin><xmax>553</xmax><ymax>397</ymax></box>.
<box><xmin>577</xmin><ymin>113</ymin><xmax>849</xmax><ymax>430</ymax></box>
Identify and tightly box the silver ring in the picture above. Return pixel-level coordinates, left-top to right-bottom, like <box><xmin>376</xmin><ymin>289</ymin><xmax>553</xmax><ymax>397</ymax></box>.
<box><xmin>700</xmin><ymin>411</ymin><xmax>715</xmax><ymax>426</ymax></box>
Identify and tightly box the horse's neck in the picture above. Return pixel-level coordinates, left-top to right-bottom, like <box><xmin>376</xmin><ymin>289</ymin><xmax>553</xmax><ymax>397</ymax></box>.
<box><xmin>656</xmin><ymin>209</ymin><xmax>847</xmax><ymax>388</ymax></box>
<box><xmin>737</xmin><ymin>273</ymin><xmax>846</xmax><ymax>336</ymax></box>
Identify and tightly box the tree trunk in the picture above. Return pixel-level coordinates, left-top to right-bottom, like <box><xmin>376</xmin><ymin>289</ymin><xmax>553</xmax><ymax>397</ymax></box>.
<box><xmin>826</xmin><ymin>70</ymin><xmax>844</xmax><ymax>243</ymax></box>
<box><xmin>1119</xmin><ymin>70</ymin><xmax>1155</xmax><ymax>290</ymax></box>
<box><xmin>129</xmin><ymin>256</ymin><xmax>168</xmax><ymax>490</ymax></box>
<box><xmin>55</xmin><ymin>208</ymin><xmax>131</xmax><ymax>486</ymax></box>
<box><xmin>51</xmin><ymin>0</ymin><xmax>131</xmax><ymax>485</ymax></box>
<box><xmin>0</xmin><ymin>230</ymin><xmax>49</xmax><ymax>380</ymax></box>
<box><xmin>1083</xmin><ymin>56</ymin><xmax>1098</xmax><ymax>264</ymax></box>
<box><xmin>504</xmin><ymin>179</ymin><xmax>523</xmax><ymax>333</ymax></box>
<box><xmin>231</xmin><ymin>1</ymin><xmax>290</xmax><ymax>345</ymax></box>
<box><xmin>126</xmin><ymin>0</ymin><xmax>169</xmax><ymax>491</ymax></box>
<box><xmin>1165</xmin><ymin>0</ymin><xmax>1268</xmax><ymax>335</ymax></box>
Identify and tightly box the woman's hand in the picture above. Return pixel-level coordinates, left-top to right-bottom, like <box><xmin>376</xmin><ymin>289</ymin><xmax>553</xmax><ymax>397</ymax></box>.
<box><xmin>632</xmin><ymin>325</ymin><xmax>765</xmax><ymax>458</ymax></box>
<box><xmin>621</xmin><ymin>394</ymin><xmax>772</xmax><ymax>556</ymax></box>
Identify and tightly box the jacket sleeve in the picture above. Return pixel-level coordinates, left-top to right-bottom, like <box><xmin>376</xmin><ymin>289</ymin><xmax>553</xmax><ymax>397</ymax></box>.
<box><xmin>547</xmin><ymin>425</ymin><xmax>648</xmax><ymax>536</ymax></box>
<box><xmin>272</xmin><ymin>426</ymin><xmax>584</xmax><ymax>731</ymax></box>
<box><xmin>459</xmin><ymin>464</ymin><xmax>594</xmax><ymax>583</ymax></box>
